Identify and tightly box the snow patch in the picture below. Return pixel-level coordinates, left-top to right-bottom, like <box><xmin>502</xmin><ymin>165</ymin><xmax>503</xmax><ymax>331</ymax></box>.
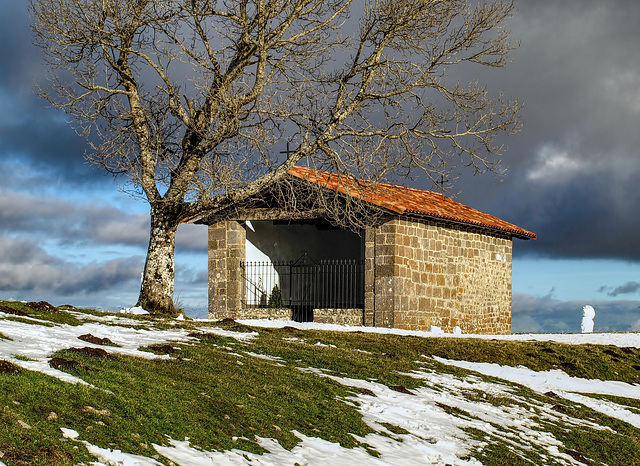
<box><xmin>244</xmin><ymin>351</ymin><xmax>283</xmax><ymax>361</ymax></box>
<box><xmin>236</xmin><ymin>319</ymin><xmax>640</xmax><ymax>348</ymax></box>
<box><xmin>0</xmin><ymin>315</ymin><xmax>254</xmax><ymax>385</ymax></box>
<box><xmin>60</xmin><ymin>428</ymin><xmax>79</xmax><ymax>440</ymax></box>
<box><xmin>120</xmin><ymin>306</ymin><xmax>149</xmax><ymax>315</ymax></box>
<box><xmin>434</xmin><ymin>356</ymin><xmax>640</xmax><ymax>429</ymax></box>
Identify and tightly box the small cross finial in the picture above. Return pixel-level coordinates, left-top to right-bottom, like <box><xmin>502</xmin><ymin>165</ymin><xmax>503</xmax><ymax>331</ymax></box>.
<box><xmin>435</xmin><ymin>174</ymin><xmax>449</xmax><ymax>193</ymax></box>
<box><xmin>279</xmin><ymin>141</ymin><xmax>295</xmax><ymax>158</ymax></box>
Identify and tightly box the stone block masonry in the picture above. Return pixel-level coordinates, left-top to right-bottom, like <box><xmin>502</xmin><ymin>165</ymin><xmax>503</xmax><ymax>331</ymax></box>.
<box><xmin>208</xmin><ymin>221</ymin><xmax>246</xmax><ymax>319</ymax></box>
<box><xmin>314</xmin><ymin>309</ymin><xmax>364</xmax><ymax>326</ymax></box>
<box><xmin>365</xmin><ymin>217</ymin><xmax>512</xmax><ymax>334</ymax></box>
<box><xmin>209</xmin><ymin>216</ymin><xmax>513</xmax><ymax>334</ymax></box>
<box><xmin>236</xmin><ymin>308</ymin><xmax>292</xmax><ymax>320</ymax></box>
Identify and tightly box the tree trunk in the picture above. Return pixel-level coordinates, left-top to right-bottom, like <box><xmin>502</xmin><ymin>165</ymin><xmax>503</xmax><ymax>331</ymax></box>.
<box><xmin>137</xmin><ymin>206</ymin><xmax>179</xmax><ymax>315</ymax></box>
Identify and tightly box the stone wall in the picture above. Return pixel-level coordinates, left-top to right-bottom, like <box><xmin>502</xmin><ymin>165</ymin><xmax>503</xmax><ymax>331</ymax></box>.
<box><xmin>314</xmin><ymin>309</ymin><xmax>364</xmax><ymax>326</ymax></box>
<box><xmin>207</xmin><ymin>217</ymin><xmax>513</xmax><ymax>334</ymax></box>
<box><xmin>236</xmin><ymin>308</ymin><xmax>292</xmax><ymax>320</ymax></box>
<box><xmin>365</xmin><ymin>217</ymin><xmax>512</xmax><ymax>334</ymax></box>
<box><xmin>208</xmin><ymin>221</ymin><xmax>246</xmax><ymax>319</ymax></box>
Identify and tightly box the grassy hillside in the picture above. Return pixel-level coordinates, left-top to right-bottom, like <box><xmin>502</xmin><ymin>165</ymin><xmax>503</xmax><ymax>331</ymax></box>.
<box><xmin>1</xmin><ymin>301</ymin><xmax>640</xmax><ymax>465</ymax></box>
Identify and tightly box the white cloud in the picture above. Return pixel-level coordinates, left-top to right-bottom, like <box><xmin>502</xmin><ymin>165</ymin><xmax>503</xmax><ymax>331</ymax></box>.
<box><xmin>526</xmin><ymin>143</ymin><xmax>587</xmax><ymax>182</ymax></box>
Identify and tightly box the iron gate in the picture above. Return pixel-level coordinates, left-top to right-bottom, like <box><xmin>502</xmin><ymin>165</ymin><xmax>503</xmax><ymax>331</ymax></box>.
<box><xmin>241</xmin><ymin>254</ymin><xmax>365</xmax><ymax>322</ymax></box>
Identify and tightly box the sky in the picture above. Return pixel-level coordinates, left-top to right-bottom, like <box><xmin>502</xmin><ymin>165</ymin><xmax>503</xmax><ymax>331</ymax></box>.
<box><xmin>1</xmin><ymin>1</ymin><xmax>640</xmax><ymax>332</ymax></box>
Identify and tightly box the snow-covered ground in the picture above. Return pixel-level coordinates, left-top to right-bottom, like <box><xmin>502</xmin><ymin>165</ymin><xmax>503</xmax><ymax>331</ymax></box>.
<box><xmin>235</xmin><ymin>318</ymin><xmax>640</xmax><ymax>348</ymax></box>
<box><xmin>2</xmin><ymin>309</ymin><xmax>640</xmax><ymax>466</ymax></box>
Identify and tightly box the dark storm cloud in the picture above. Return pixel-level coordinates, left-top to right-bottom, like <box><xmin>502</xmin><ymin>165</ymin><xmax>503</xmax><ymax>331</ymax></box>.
<box><xmin>499</xmin><ymin>160</ymin><xmax>640</xmax><ymax>260</ymax></box>
<box><xmin>454</xmin><ymin>0</ymin><xmax>640</xmax><ymax>262</ymax></box>
<box><xmin>176</xmin><ymin>223</ymin><xmax>208</xmax><ymax>252</ymax></box>
<box><xmin>0</xmin><ymin>2</ymin><xmax>107</xmax><ymax>187</ymax></box>
<box><xmin>511</xmin><ymin>292</ymin><xmax>577</xmax><ymax>333</ymax></box>
<box><xmin>175</xmin><ymin>266</ymin><xmax>209</xmax><ymax>286</ymax></box>
<box><xmin>0</xmin><ymin>236</ymin><xmax>142</xmax><ymax>295</ymax></box>
<box><xmin>0</xmin><ymin>105</ymin><xmax>101</xmax><ymax>184</ymax></box>
<box><xmin>0</xmin><ymin>3</ymin><xmax>37</xmax><ymax>90</ymax></box>
<box><xmin>481</xmin><ymin>0</ymin><xmax>640</xmax><ymax>163</ymax></box>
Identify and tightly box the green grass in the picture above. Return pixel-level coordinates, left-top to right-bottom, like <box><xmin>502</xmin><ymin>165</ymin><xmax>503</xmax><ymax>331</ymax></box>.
<box><xmin>3</xmin><ymin>305</ymin><xmax>640</xmax><ymax>465</ymax></box>
<box><xmin>0</xmin><ymin>301</ymin><xmax>84</xmax><ymax>326</ymax></box>
<box><xmin>0</xmin><ymin>337</ymin><xmax>374</xmax><ymax>464</ymax></box>
<box><xmin>0</xmin><ymin>370</ymin><xmax>101</xmax><ymax>465</ymax></box>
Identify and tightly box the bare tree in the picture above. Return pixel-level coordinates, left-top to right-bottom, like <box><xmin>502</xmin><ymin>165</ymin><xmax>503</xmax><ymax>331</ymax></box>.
<box><xmin>31</xmin><ymin>0</ymin><xmax>520</xmax><ymax>315</ymax></box>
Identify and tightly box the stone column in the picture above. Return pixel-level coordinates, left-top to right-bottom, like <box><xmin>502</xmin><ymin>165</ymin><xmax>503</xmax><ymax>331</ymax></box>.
<box><xmin>373</xmin><ymin>221</ymin><xmax>398</xmax><ymax>328</ymax></box>
<box><xmin>208</xmin><ymin>221</ymin><xmax>246</xmax><ymax>319</ymax></box>
<box><xmin>363</xmin><ymin>228</ymin><xmax>376</xmax><ymax>326</ymax></box>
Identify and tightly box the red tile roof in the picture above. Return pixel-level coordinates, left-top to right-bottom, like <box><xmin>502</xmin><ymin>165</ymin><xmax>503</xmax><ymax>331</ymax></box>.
<box><xmin>288</xmin><ymin>166</ymin><xmax>536</xmax><ymax>240</ymax></box>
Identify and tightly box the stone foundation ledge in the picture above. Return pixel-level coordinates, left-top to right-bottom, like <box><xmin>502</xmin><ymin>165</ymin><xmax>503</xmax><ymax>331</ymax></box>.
<box><xmin>236</xmin><ymin>308</ymin><xmax>292</xmax><ymax>320</ymax></box>
<box><xmin>313</xmin><ymin>309</ymin><xmax>364</xmax><ymax>326</ymax></box>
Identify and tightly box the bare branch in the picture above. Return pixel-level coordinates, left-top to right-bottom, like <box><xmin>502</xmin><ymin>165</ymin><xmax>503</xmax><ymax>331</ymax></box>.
<box><xmin>31</xmin><ymin>0</ymin><xmax>521</xmax><ymax>312</ymax></box>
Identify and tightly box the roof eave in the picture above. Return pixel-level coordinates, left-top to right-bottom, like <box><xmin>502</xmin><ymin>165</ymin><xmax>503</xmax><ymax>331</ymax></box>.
<box><xmin>403</xmin><ymin>210</ymin><xmax>536</xmax><ymax>240</ymax></box>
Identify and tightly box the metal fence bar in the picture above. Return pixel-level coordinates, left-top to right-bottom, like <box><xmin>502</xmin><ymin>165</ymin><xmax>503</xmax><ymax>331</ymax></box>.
<box><xmin>242</xmin><ymin>259</ymin><xmax>365</xmax><ymax>310</ymax></box>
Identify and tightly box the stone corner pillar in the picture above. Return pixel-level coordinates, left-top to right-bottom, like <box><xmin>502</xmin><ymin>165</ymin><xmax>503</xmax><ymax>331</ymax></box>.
<box><xmin>208</xmin><ymin>221</ymin><xmax>246</xmax><ymax>319</ymax></box>
<box><xmin>367</xmin><ymin>221</ymin><xmax>399</xmax><ymax>329</ymax></box>
<box><xmin>363</xmin><ymin>227</ymin><xmax>376</xmax><ymax>326</ymax></box>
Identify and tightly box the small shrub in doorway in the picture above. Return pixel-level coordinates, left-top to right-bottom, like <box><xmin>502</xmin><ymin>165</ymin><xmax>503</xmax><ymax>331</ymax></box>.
<box><xmin>268</xmin><ymin>285</ymin><xmax>283</xmax><ymax>308</ymax></box>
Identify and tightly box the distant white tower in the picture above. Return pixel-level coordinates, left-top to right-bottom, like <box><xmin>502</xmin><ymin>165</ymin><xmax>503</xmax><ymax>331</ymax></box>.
<box><xmin>581</xmin><ymin>305</ymin><xmax>595</xmax><ymax>333</ymax></box>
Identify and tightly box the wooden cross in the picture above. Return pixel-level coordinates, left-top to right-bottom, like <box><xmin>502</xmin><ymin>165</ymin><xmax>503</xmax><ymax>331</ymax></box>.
<box><xmin>279</xmin><ymin>141</ymin><xmax>295</xmax><ymax>158</ymax></box>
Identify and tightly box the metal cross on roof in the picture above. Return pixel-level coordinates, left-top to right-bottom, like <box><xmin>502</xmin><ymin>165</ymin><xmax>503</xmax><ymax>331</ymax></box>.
<box><xmin>435</xmin><ymin>174</ymin><xmax>449</xmax><ymax>193</ymax></box>
<box><xmin>280</xmin><ymin>141</ymin><xmax>295</xmax><ymax>158</ymax></box>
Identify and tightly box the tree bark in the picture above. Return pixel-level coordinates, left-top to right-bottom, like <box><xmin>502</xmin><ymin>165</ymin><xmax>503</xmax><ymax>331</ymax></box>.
<box><xmin>137</xmin><ymin>206</ymin><xmax>179</xmax><ymax>315</ymax></box>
